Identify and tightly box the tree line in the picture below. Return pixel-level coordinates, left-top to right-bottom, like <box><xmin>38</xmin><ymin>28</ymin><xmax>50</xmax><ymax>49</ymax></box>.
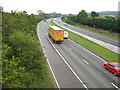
<box><xmin>62</xmin><ymin>10</ymin><xmax>119</xmax><ymax>33</ymax></box>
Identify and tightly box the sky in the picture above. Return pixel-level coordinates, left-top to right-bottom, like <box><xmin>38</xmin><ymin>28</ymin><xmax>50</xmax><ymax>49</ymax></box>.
<box><xmin>0</xmin><ymin>0</ymin><xmax>119</xmax><ymax>14</ymax></box>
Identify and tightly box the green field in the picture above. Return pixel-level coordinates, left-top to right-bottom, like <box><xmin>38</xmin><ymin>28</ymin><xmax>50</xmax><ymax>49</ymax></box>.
<box><xmin>50</xmin><ymin>20</ymin><xmax>119</xmax><ymax>62</ymax></box>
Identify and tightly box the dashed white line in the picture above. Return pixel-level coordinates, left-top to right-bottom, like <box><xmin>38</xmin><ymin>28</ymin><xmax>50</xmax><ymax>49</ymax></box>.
<box><xmin>83</xmin><ymin>59</ymin><xmax>89</xmax><ymax>65</ymax></box>
<box><xmin>68</xmin><ymin>38</ymin><xmax>106</xmax><ymax>63</ymax></box>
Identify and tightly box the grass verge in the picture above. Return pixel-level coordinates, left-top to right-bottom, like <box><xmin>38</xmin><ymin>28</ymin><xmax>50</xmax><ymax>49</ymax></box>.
<box><xmin>50</xmin><ymin>20</ymin><xmax>119</xmax><ymax>62</ymax></box>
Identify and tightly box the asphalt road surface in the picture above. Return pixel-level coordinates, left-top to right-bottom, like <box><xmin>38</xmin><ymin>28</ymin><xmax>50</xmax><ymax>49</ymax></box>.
<box><xmin>54</xmin><ymin>18</ymin><xmax>119</xmax><ymax>47</ymax></box>
<box><xmin>37</xmin><ymin>20</ymin><xmax>120</xmax><ymax>89</ymax></box>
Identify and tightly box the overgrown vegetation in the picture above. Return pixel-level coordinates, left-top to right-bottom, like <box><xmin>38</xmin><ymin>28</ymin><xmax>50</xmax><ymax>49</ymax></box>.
<box><xmin>2</xmin><ymin>10</ymin><xmax>55</xmax><ymax>88</ymax></box>
<box><xmin>50</xmin><ymin>20</ymin><xmax>119</xmax><ymax>63</ymax></box>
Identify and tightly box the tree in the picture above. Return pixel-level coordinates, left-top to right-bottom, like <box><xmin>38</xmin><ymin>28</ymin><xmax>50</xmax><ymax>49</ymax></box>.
<box><xmin>91</xmin><ymin>11</ymin><xmax>99</xmax><ymax>17</ymax></box>
<box><xmin>37</xmin><ymin>10</ymin><xmax>46</xmax><ymax>20</ymax></box>
<box><xmin>77</xmin><ymin>10</ymin><xmax>88</xmax><ymax>18</ymax></box>
<box><xmin>76</xmin><ymin>10</ymin><xmax>88</xmax><ymax>23</ymax></box>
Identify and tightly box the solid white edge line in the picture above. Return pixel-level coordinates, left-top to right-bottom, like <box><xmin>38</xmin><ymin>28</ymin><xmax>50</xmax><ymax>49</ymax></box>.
<box><xmin>37</xmin><ymin>23</ymin><xmax>60</xmax><ymax>89</ymax></box>
<box><xmin>83</xmin><ymin>84</ymin><xmax>88</xmax><ymax>90</ymax></box>
<box><xmin>46</xmin><ymin>58</ymin><xmax>60</xmax><ymax>89</ymax></box>
<box><xmin>45</xmin><ymin>31</ymin><xmax>88</xmax><ymax>89</ymax></box>
<box><xmin>111</xmin><ymin>82</ymin><xmax>120</xmax><ymax>90</ymax></box>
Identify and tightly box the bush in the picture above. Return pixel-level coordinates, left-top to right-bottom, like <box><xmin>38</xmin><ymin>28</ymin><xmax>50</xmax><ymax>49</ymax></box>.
<box><xmin>2</xmin><ymin>30</ymin><xmax>48</xmax><ymax>88</ymax></box>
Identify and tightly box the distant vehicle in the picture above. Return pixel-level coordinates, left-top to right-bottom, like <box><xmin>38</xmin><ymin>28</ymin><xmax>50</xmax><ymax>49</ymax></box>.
<box><xmin>64</xmin><ymin>24</ymin><xmax>67</xmax><ymax>26</ymax></box>
<box><xmin>44</xmin><ymin>19</ymin><xmax>46</xmax><ymax>22</ymax></box>
<box><xmin>64</xmin><ymin>31</ymin><xmax>68</xmax><ymax>39</ymax></box>
<box><xmin>104</xmin><ymin>62</ymin><xmax>120</xmax><ymax>76</ymax></box>
<box><xmin>48</xmin><ymin>26</ymin><xmax>64</xmax><ymax>44</ymax></box>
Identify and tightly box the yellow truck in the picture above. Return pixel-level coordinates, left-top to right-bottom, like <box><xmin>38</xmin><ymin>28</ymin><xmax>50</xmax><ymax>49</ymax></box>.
<box><xmin>48</xmin><ymin>26</ymin><xmax>64</xmax><ymax>43</ymax></box>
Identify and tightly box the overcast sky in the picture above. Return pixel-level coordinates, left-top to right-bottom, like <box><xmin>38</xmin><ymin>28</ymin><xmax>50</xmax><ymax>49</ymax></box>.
<box><xmin>0</xmin><ymin>0</ymin><xmax>119</xmax><ymax>14</ymax></box>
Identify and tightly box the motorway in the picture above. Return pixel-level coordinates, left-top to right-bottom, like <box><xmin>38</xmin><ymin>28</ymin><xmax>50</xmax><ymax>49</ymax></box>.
<box><xmin>54</xmin><ymin>18</ymin><xmax>119</xmax><ymax>47</ymax></box>
<box><xmin>37</xmin><ymin>20</ymin><xmax>120</xmax><ymax>89</ymax></box>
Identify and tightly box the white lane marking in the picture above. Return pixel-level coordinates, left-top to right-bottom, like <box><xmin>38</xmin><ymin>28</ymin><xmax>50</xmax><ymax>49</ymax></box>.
<box><xmin>111</xmin><ymin>82</ymin><xmax>120</xmax><ymax>90</ymax></box>
<box><xmin>43</xmin><ymin>26</ymin><xmax>88</xmax><ymax>89</ymax></box>
<box><xmin>37</xmin><ymin>22</ymin><xmax>60</xmax><ymax>89</ymax></box>
<box><xmin>83</xmin><ymin>59</ymin><xmax>89</xmax><ymax>65</ymax></box>
<box><xmin>69</xmin><ymin>48</ymin><xmax>72</xmax><ymax>51</ymax></box>
<box><xmin>83</xmin><ymin>84</ymin><xmax>88</xmax><ymax>90</ymax></box>
<box><xmin>46</xmin><ymin>58</ymin><xmax>60</xmax><ymax>89</ymax></box>
<box><xmin>68</xmin><ymin>38</ymin><xmax>106</xmax><ymax>63</ymax></box>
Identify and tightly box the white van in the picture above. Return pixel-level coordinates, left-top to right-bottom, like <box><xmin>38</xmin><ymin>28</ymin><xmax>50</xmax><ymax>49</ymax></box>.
<box><xmin>64</xmin><ymin>31</ymin><xmax>68</xmax><ymax>39</ymax></box>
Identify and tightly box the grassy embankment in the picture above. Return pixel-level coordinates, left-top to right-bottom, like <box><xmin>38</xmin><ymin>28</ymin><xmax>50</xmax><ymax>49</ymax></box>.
<box><xmin>2</xmin><ymin>12</ymin><xmax>55</xmax><ymax>88</ymax></box>
<box><xmin>50</xmin><ymin>20</ymin><xmax>119</xmax><ymax>62</ymax></box>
